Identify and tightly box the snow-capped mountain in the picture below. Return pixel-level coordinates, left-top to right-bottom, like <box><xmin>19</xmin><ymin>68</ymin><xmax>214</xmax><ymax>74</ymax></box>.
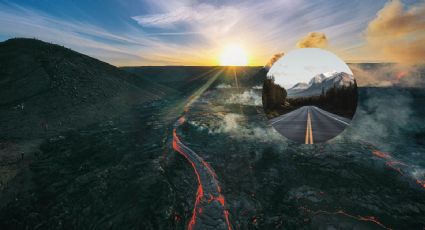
<box><xmin>286</xmin><ymin>82</ymin><xmax>309</xmax><ymax>94</ymax></box>
<box><xmin>309</xmin><ymin>73</ymin><xmax>327</xmax><ymax>85</ymax></box>
<box><xmin>287</xmin><ymin>72</ymin><xmax>355</xmax><ymax>98</ymax></box>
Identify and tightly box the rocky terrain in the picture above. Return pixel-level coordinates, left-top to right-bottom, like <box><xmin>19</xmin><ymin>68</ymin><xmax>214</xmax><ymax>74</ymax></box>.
<box><xmin>180</xmin><ymin>75</ymin><xmax>425</xmax><ymax>229</ymax></box>
<box><xmin>1</xmin><ymin>40</ymin><xmax>424</xmax><ymax>229</ymax></box>
<box><xmin>0</xmin><ymin>38</ymin><xmax>169</xmax><ymax>140</ymax></box>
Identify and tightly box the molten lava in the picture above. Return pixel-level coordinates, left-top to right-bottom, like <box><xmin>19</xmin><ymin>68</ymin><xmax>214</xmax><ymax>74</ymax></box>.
<box><xmin>372</xmin><ymin>150</ymin><xmax>391</xmax><ymax>159</ymax></box>
<box><xmin>364</xmin><ymin>142</ymin><xmax>425</xmax><ymax>190</ymax></box>
<box><xmin>172</xmin><ymin>113</ymin><xmax>232</xmax><ymax>230</ymax></box>
<box><xmin>395</xmin><ymin>71</ymin><xmax>408</xmax><ymax>81</ymax></box>
<box><xmin>300</xmin><ymin>207</ymin><xmax>393</xmax><ymax>230</ymax></box>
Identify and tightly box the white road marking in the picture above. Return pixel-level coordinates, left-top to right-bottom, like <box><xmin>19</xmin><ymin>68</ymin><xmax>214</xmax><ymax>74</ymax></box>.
<box><xmin>312</xmin><ymin>106</ymin><xmax>350</xmax><ymax>126</ymax></box>
<box><xmin>270</xmin><ymin>107</ymin><xmax>306</xmax><ymax>125</ymax></box>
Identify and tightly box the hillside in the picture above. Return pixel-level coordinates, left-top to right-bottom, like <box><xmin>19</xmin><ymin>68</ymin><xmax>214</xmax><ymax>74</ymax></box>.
<box><xmin>0</xmin><ymin>38</ymin><xmax>163</xmax><ymax>139</ymax></box>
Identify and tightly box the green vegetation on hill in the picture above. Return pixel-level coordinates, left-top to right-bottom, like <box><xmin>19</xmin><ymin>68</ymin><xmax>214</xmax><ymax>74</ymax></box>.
<box><xmin>288</xmin><ymin>82</ymin><xmax>358</xmax><ymax>118</ymax></box>
<box><xmin>262</xmin><ymin>76</ymin><xmax>288</xmax><ymax>118</ymax></box>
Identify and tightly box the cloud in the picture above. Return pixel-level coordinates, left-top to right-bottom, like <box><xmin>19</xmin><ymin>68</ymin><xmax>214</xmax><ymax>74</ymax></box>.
<box><xmin>132</xmin><ymin>7</ymin><xmax>197</xmax><ymax>28</ymax></box>
<box><xmin>296</xmin><ymin>32</ymin><xmax>328</xmax><ymax>48</ymax></box>
<box><xmin>0</xmin><ymin>2</ymin><xmax>245</xmax><ymax>66</ymax></box>
<box><xmin>0</xmin><ymin>1</ymin><xmax>396</xmax><ymax>65</ymax></box>
<box><xmin>0</xmin><ymin>2</ymin><xmax>194</xmax><ymax>66</ymax></box>
<box><xmin>265</xmin><ymin>53</ymin><xmax>284</xmax><ymax>69</ymax></box>
<box><xmin>132</xmin><ymin>3</ymin><xmax>242</xmax><ymax>43</ymax></box>
<box><xmin>365</xmin><ymin>0</ymin><xmax>425</xmax><ymax>65</ymax></box>
<box><xmin>132</xmin><ymin>4</ymin><xmax>239</xmax><ymax>31</ymax></box>
<box><xmin>131</xmin><ymin>0</ymin><xmax>380</xmax><ymax>65</ymax></box>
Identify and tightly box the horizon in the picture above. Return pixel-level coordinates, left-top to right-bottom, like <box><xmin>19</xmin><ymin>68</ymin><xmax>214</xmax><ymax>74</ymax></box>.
<box><xmin>0</xmin><ymin>36</ymin><xmax>402</xmax><ymax>72</ymax></box>
<box><xmin>0</xmin><ymin>35</ymin><xmax>399</xmax><ymax>68</ymax></box>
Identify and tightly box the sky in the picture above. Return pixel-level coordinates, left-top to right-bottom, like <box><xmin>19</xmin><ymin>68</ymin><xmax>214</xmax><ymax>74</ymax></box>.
<box><xmin>268</xmin><ymin>48</ymin><xmax>352</xmax><ymax>89</ymax></box>
<box><xmin>0</xmin><ymin>0</ymin><xmax>423</xmax><ymax>66</ymax></box>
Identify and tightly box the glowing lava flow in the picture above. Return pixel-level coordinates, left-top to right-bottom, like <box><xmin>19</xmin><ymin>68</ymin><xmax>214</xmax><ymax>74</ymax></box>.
<box><xmin>171</xmin><ymin>68</ymin><xmax>232</xmax><ymax>230</ymax></box>
<box><xmin>363</xmin><ymin>141</ymin><xmax>425</xmax><ymax>189</ymax></box>
<box><xmin>300</xmin><ymin>207</ymin><xmax>393</xmax><ymax>230</ymax></box>
<box><xmin>173</xmin><ymin>117</ymin><xmax>232</xmax><ymax>230</ymax></box>
<box><xmin>296</xmin><ymin>141</ymin><xmax>425</xmax><ymax>230</ymax></box>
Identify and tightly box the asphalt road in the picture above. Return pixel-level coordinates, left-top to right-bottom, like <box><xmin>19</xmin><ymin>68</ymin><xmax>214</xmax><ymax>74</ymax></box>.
<box><xmin>269</xmin><ymin>106</ymin><xmax>351</xmax><ymax>143</ymax></box>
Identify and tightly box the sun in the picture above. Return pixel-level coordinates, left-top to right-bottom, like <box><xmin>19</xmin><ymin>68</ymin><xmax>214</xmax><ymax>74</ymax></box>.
<box><xmin>219</xmin><ymin>44</ymin><xmax>248</xmax><ymax>66</ymax></box>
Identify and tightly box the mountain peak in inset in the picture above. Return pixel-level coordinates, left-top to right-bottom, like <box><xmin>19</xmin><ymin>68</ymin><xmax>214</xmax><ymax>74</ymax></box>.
<box><xmin>287</xmin><ymin>72</ymin><xmax>355</xmax><ymax>98</ymax></box>
<box><xmin>309</xmin><ymin>73</ymin><xmax>327</xmax><ymax>85</ymax></box>
<box><xmin>290</xmin><ymin>82</ymin><xmax>309</xmax><ymax>90</ymax></box>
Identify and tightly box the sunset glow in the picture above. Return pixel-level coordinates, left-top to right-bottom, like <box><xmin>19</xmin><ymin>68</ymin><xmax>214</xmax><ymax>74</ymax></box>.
<box><xmin>1</xmin><ymin>1</ymin><xmax>423</xmax><ymax>65</ymax></box>
<box><xmin>219</xmin><ymin>44</ymin><xmax>248</xmax><ymax>66</ymax></box>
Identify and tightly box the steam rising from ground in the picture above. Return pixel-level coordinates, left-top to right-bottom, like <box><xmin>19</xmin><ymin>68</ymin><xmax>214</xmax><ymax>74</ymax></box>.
<box><xmin>349</xmin><ymin>63</ymin><xmax>425</xmax><ymax>87</ymax></box>
<box><xmin>194</xmin><ymin>70</ymin><xmax>425</xmax><ymax>187</ymax></box>
<box><xmin>349</xmin><ymin>64</ymin><xmax>399</xmax><ymax>87</ymax></box>
<box><xmin>350</xmin><ymin>89</ymin><xmax>413</xmax><ymax>148</ymax></box>
<box><xmin>189</xmin><ymin>113</ymin><xmax>281</xmax><ymax>141</ymax></box>
<box><xmin>216</xmin><ymin>83</ymin><xmax>232</xmax><ymax>89</ymax></box>
<box><xmin>227</xmin><ymin>90</ymin><xmax>262</xmax><ymax>106</ymax></box>
<box><xmin>347</xmin><ymin>87</ymin><xmax>425</xmax><ymax>183</ymax></box>
<box><xmin>296</xmin><ymin>32</ymin><xmax>328</xmax><ymax>48</ymax></box>
<box><xmin>189</xmin><ymin>87</ymin><xmax>282</xmax><ymax>141</ymax></box>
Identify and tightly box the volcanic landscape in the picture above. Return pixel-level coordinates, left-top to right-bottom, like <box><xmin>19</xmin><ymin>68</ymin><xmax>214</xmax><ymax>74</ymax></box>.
<box><xmin>1</xmin><ymin>39</ymin><xmax>425</xmax><ymax>229</ymax></box>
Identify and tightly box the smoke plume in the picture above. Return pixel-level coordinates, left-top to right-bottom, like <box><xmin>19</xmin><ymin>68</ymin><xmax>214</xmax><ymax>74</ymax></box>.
<box><xmin>366</xmin><ymin>0</ymin><xmax>425</xmax><ymax>65</ymax></box>
<box><xmin>265</xmin><ymin>53</ymin><xmax>284</xmax><ymax>69</ymax></box>
<box><xmin>296</xmin><ymin>32</ymin><xmax>328</xmax><ymax>48</ymax></box>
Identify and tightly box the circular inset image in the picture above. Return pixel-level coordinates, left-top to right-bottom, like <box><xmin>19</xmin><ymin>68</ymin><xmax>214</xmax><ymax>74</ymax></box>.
<box><xmin>262</xmin><ymin>48</ymin><xmax>357</xmax><ymax>143</ymax></box>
